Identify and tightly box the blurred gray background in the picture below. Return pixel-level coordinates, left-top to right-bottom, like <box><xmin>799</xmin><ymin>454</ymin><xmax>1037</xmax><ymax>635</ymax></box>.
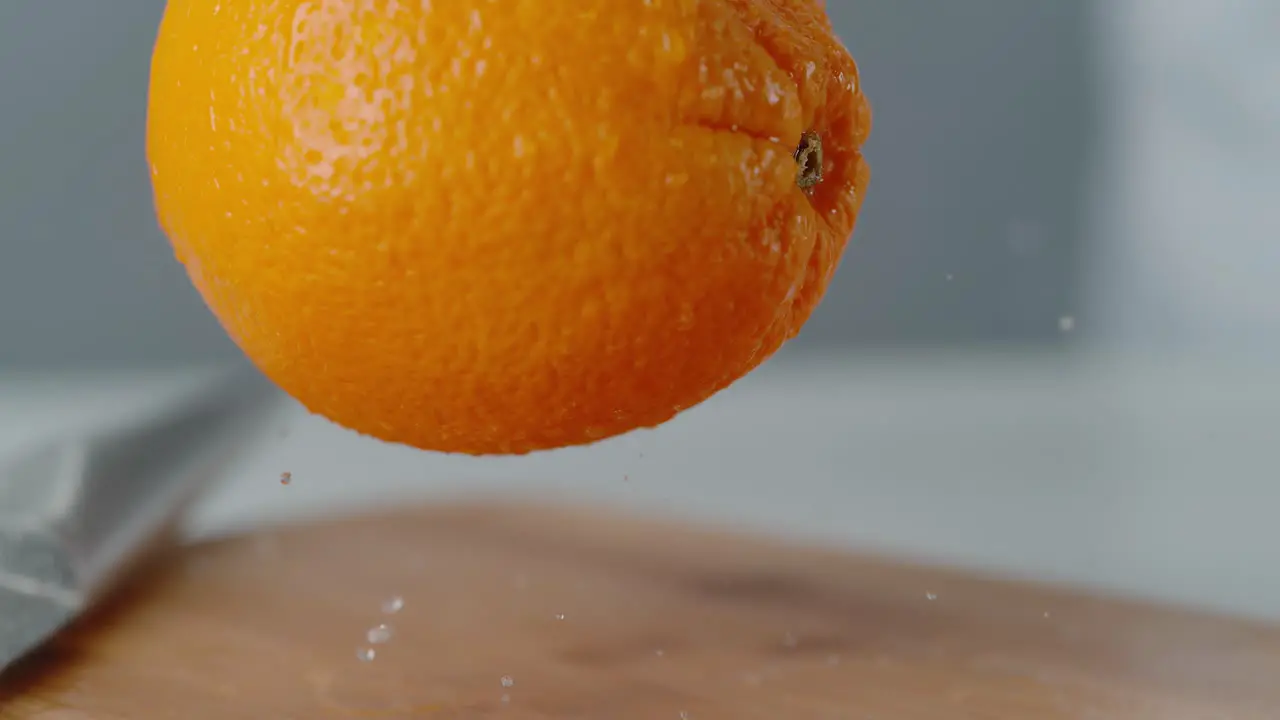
<box><xmin>0</xmin><ymin>1</ymin><xmax>1095</xmax><ymax>369</ymax></box>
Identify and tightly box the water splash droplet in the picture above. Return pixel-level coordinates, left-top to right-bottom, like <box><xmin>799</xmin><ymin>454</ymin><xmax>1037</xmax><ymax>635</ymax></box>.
<box><xmin>654</xmin><ymin>648</ymin><xmax>665</xmax><ymax>657</ymax></box>
<box><xmin>926</xmin><ymin>592</ymin><xmax>938</xmax><ymax>601</ymax></box>
<box><xmin>554</xmin><ymin>613</ymin><xmax>566</xmax><ymax>621</ymax></box>
<box><xmin>382</xmin><ymin>595</ymin><xmax>404</xmax><ymax>614</ymax></box>
<box><xmin>500</xmin><ymin>675</ymin><xmax>514</xmax><ymax>688</ymax></box>
<box><xmin>367</xmin><ymin>624</ymin><xmax>393</xmax><ymax>644</ymax></box>
<box><xmin>679</xmin><ymin>711</ymin><xmax>690</xmax><ymax>719</ymax></box>
<box><xmin>356</xmin><ymin>647</ymin><xmax>376</xmax><ymax>662</ymax></box>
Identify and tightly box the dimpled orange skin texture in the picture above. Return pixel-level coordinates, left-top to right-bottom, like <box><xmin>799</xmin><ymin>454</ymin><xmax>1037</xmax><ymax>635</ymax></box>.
<box><xmin>147</xmin><ymin>0</ymin><xmax>871</xmax><ymax>455</ymax></box>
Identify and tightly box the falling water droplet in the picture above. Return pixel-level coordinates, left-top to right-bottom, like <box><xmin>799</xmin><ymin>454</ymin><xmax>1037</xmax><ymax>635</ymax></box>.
<box><xmin>500</xmin><ymin>675</ymin><xmax>515</xmax><ymax>688</ymax></box>
<box><xmin>382</xmin><ymin>595</ymin><xmax>405</xmax><ymax>614</ymax></box>
<box><xmin>654</xmin><ymin>649</ymin><xmax>665</xmax><ymax>657</ymax></box>
<box><xmin>679</xmin><ymin>712</ymin><xmax>690</xmax><ymax>719</ymax></box>
<box><xmin>554</xmin><ymin>613</ymin><xmax>566</xmax><ymax>621</ymax></box>
<box><xmin>926</xmin><ymin>592</ymin><xmax>938</xmax><ymax>601</ymax></box>
<box><xmin>356</xmin><ymin>647</ymin><xmax>376</xmax><ymax>662</ymax></box>
<box><xmin>367</xmin><ymin>624</ymin><xmax>393</xmax><ymax>644</ymax></box>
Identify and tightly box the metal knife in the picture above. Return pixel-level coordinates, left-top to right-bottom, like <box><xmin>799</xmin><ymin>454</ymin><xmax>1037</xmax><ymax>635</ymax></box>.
<box><xmin>0</xmin><ymin>366</ymin><xmax>281</xmax><ymax>673</ymax></box>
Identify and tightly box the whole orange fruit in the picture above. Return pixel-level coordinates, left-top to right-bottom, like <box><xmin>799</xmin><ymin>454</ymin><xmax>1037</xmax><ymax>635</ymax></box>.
<box><xmin>147</xmin><ymin>0</ymin><xmax>871</xmax><ymax>455</ymax></box>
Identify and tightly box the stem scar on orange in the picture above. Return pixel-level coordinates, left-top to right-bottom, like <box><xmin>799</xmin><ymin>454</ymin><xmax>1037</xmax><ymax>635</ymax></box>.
<box><xmin>146</xmin><ymin>0</ymin><xmax>871</xmax><ymax>455</ymax></box>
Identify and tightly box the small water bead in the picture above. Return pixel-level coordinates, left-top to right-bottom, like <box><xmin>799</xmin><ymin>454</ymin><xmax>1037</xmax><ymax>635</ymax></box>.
<box><xmin>382</xmin><ymin>595</ymin><xmax>405</xmax><ymax>614</ymax></box>
<box><xmin>367</xmin><ymin>624</ymin><xmax>393</xmax><ymax>644</ymax></box>
<box><xmin>500</xmin><ymin>675</ymin><xmax>514</xmax><ymax>688</ymax></box>
<box><xmin>356</xmin><ymin>647</ymin><xmax>376</xmax><ymax>662</ymax></box>
<box><xmin>763</xmin><ymin>76</ymin><xmax>786</xmax><ymax>105</ymax></box>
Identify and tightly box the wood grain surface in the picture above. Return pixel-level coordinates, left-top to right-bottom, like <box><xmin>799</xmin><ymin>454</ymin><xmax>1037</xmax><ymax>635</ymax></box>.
<box><xmin>2</xmin><ymin>502</ymin><xmax>1278</xmax><ymax>719</ymax></box>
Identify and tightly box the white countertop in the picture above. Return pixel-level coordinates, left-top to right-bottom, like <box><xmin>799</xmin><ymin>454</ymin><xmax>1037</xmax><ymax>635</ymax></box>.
<box><xmin>3</xmin><ymin>350</ymin><xmax>1278</xmax><ymax>622</ymax></box>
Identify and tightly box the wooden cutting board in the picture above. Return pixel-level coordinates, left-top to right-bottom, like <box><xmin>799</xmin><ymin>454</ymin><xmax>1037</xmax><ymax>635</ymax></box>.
<box><xmin>2</xmin><ymin>502</ymin><xmax>1279</xmax><ymax>719</ymax></box>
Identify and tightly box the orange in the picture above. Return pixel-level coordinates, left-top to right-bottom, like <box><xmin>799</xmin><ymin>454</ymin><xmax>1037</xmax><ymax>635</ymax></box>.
<box><xmin>146</xmin><ymin>0</ymin><xmax>871</xmax><ymax>455</ymax></box>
